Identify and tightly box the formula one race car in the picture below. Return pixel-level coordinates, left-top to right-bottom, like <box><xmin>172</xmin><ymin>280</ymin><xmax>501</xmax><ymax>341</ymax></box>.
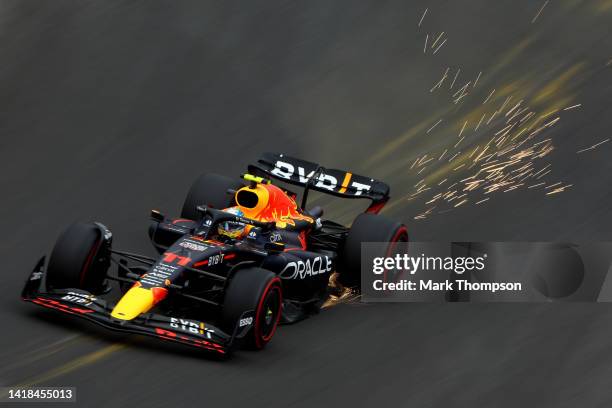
<box><xmin>22</xmin><ymin>153</ymin><xmax>408</xmax><ymax>355</ymax></box>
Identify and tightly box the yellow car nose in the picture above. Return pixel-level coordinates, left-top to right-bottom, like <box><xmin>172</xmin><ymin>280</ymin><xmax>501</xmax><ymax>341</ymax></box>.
<box><xmin>111</xmin><ymin>287</ymin><xmax>155</xmax><ymax>321</ymax></box>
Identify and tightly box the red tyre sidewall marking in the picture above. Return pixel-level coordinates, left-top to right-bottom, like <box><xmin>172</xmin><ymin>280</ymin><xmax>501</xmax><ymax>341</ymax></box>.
<box><xmin>79</xmin><ymin>235</ymin><xmax>101</xmax><ymax>288</ymax></box>
<box><xmin>383</xmin><ymin>226</ymin><xmax>409</xmax><ymax>284</ymax></box>
<box><xmin>254</xmin><ymin>277</ymin><xmax>282</xmax><ymax>349</ymax></box>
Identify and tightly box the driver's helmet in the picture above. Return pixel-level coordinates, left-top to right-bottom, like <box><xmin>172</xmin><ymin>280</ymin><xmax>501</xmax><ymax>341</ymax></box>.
<box><xmin>217</xmin><ymin>207</ymin><xmax>247</xmax><ymax>239</ymax></box>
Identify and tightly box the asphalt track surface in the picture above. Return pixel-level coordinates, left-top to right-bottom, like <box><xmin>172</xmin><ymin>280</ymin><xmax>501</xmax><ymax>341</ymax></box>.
<box><xmin>1</xmin><ymin>1</ymin><xmax>612</xmax><ymax>407</ymax></box>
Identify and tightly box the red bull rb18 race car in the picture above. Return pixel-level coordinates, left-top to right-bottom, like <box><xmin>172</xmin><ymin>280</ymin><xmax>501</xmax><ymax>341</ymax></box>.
<box><xmin>22</xmin><ymin>153</ymin><xmax>408</xmax><ymax>355</ymax></box>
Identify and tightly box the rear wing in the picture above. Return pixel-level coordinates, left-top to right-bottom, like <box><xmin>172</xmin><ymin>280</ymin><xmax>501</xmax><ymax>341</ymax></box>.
<box><xmin>248</xmin><ymin>152</ymin><xmax>390</xmax><ymax>213</ymax></box>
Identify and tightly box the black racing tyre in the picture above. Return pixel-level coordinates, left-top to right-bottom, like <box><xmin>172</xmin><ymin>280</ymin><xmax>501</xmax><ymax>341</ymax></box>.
<box><xmin>46</xmin><ymin>223</ymin><xmax>109</xmax><ymax>293</ymax></box>
<box><xmin>221</xmin><ymin>267</ymin><xmax>283</xmax><ymax>350</ymax></box>
<box><xmin>338</xmin><ymin>213</ymin><xmax>408</xmax><ymax>288</ymax></box>
<box><xmin>181</xmin><ymin>173</ymin><xmax>244</xmax><ymax>220</ymax></box>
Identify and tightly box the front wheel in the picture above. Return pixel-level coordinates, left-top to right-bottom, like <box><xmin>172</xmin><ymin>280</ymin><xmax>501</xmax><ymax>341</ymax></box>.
<box><xmin>46</xmin><ymin>223</ymin><xmax>111</xmax><ymax>293</ymax></box>
<box><xmin>221</xmin><ymin>267</ymin><xmax>282</xmax><ymax>350</ymax></box>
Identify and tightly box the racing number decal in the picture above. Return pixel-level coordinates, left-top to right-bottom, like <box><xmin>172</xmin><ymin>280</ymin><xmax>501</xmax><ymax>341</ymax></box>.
<box><xmin>162</xmin><ymin>253</ymin><xmax>192</xmax><ymax>266</ymax></box>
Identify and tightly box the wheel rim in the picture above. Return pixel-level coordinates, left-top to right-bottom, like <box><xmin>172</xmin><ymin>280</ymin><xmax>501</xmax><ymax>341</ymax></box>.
<box><xmin>258</xmin><ymin>285</ymin><xmax>281</xmax><ymax>341</ymax></box>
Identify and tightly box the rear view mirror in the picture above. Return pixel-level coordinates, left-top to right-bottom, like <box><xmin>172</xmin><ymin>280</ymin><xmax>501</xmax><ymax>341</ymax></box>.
<box><xmin>264</xmin><ymin>242</ymin><xmax>285</xmax><ymax>253</ymax></box>
<box><xmin>150</xmin><ymin>209</ymin><xmax>165</xmax><ymax>222</ymax></box>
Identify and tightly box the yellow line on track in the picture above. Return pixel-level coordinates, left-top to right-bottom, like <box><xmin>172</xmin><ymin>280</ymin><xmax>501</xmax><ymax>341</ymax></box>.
<box><xmin>4</xmin><ymin>343</ymin><xmax>125</xmax><ymax>392</ymax></box>
<box><xmin>0</xmin><ymin>335</ymin><xmax>83</xmax><ymax>374</ymax></box>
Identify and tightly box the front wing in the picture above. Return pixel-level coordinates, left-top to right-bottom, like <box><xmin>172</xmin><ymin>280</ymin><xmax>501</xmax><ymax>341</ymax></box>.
<box><xmin>22</xmin><ymin>257</ymin><xmax>253</xmax><ymax>355</ymax></box>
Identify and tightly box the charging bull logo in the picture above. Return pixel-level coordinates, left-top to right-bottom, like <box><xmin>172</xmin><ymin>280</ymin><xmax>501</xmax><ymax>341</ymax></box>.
<box><xmin>279</xmin><ymin>256</ymin><xmax>333</xmax><ymax>280</ymax></box>
<box><xmin>271</xmin><ymin>160</ymin><xmax>372</xmax><ymax>195</ymax></box>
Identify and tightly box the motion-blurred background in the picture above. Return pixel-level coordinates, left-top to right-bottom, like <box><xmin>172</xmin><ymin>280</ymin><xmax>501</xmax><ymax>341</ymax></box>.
<box><xmin>1</xmin><ymin>1</ymin><xmax>612</xmax><ymax>407</ymax></box>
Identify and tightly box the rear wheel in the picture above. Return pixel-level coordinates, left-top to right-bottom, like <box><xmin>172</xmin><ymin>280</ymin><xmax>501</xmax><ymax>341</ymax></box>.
<box><xmin>221</xmin><ymin>267</ymin><xmax>282</xmax><ymax>350</ymax></box>
<box><xmin>338</xmin><ymin>213</ymin><xmax>408</xmax><ymax>288</ymax></box>
<box><xmin>181</xmin><ymin>173</ymin><xmax>244</xmax><ymax>220</ymax></box>
<box><xmin>46</xmin><ymin>223</ymin><xmax>110</xmax><ymax>293</ymax></box>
